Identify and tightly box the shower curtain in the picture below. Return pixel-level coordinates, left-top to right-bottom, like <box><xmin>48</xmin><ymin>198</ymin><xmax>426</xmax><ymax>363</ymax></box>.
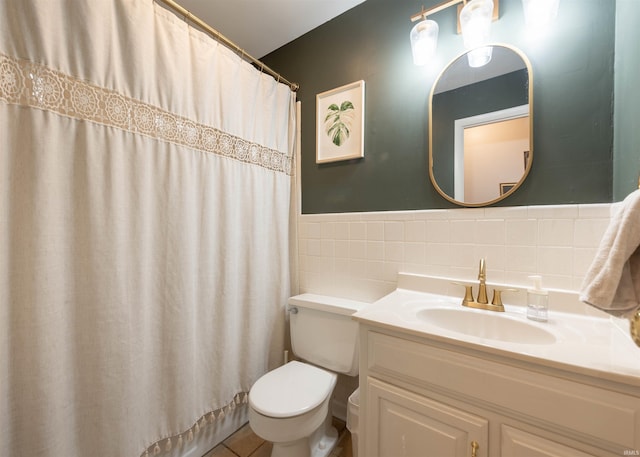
<box><xmin>0</xmin><ymin>1</ymin><xmax>296</xmax><ymax>456</ymax></box>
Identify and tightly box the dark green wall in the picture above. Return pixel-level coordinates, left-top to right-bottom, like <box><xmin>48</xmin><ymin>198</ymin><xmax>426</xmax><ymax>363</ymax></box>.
<box><xmin>263</xmin><ymin>0</ymin><xmax>615</xmax><ymax>213</ymax></box>
<box><xmin>613</xmin><ymin>0</ymin><xmax>640</xmax><ymax>200</ymax></box>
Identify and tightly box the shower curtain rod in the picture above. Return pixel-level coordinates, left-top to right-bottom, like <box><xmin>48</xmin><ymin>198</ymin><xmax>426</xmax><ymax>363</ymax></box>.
<box><xmin>156</xmin><ymin>0</ymin><xmax>299</xmax><ymax>92</ymax></box>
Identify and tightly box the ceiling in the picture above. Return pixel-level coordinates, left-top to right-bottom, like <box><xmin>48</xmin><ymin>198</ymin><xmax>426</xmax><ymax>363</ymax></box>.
<box><xmin>170</xmin><ymin>0</ymin><xmax>368</xmax><ymax>59</ymax></box>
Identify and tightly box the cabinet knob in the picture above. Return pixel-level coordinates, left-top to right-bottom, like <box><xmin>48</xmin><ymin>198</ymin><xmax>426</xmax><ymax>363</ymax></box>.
<box><xmin>471</xmin><ymin>441</ymin><xmax>479</xmax><ymax>457</ymax></box>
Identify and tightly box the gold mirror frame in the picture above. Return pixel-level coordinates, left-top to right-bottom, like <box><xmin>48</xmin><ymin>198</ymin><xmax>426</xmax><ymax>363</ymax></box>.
<box><xmin>428</xmin><ymin>43</ymin><xmax>534</xmax><ymax>207</ymax></box>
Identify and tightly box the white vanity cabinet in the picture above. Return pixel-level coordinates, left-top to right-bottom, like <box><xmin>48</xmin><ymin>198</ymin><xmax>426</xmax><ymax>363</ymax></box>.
<box><xmin>367</xmin><ymin>377</ymin><xmax>488</xmax><ymax>457</ymax></box>
<box><xmin>358</xmin><ymin>325</ymin><xmax>640</xmax><ymax>457</ymax></box>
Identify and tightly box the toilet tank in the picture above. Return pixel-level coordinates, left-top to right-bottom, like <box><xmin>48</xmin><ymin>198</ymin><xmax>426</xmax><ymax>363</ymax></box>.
<box><xmin>288</xmin><ymin>294</ymin><xmax>366</xmax><ymax>377</ymax></box>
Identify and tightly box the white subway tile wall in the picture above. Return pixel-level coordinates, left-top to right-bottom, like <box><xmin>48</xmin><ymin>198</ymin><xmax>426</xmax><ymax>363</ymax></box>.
<box><xmin>297</xmin><ymin>204</ymin><xmax>614</xmax><ymax>303</ymax></box>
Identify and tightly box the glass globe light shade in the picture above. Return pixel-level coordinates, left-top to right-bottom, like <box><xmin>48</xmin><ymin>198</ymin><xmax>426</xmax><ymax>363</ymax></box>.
<box><xmin>460</xmin><ymin>0</ymin><xmax>494</xmax><ymax>67</ymax></box>
<box><xmin>466</xmin><ymin>46</ymin><xmax>494</xmax><ymax>67</ymax></box>
<box><xmin>410</xmin><ymin>19</ymin><xmax>439</xmax><ymax>66</ymax></box>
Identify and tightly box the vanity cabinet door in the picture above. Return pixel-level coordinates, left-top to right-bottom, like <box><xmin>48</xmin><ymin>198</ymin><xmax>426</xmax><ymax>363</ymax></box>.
<box><xmin>366</xmin><ymin>377</ymin><xmax>489</xmax><ymax>457</ymax></box>
<box><xmin>501</xmin><ymin>425</ymin><xmax>599</xmax><ymax>457</ymax></box>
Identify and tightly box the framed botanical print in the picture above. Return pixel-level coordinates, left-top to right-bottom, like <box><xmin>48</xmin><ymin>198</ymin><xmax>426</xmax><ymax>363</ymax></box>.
<box><xmin>316</xmin><ymin>80</ymin><xmax>365</xmax><ymax>163</ymax></box>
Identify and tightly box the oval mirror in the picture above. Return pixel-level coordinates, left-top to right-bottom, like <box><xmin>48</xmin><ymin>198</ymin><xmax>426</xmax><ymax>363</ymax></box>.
<box><xmin>429</xmin><ymin>44</ymin><xmax>533</xmax><ymax>207</ymax></box>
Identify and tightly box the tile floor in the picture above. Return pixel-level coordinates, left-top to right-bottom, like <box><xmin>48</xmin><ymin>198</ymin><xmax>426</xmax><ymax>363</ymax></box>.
<box><xmin>202</xmin><ymin>417</ymin><xmax>353</xmax><ymax>457</ymax></box>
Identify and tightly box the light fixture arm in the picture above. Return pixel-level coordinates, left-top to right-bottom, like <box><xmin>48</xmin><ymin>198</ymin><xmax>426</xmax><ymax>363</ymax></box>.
<box><xmin>410</xmin><ymin>0</ymin><xmax>468</xmax><ymax>22</ymax></box>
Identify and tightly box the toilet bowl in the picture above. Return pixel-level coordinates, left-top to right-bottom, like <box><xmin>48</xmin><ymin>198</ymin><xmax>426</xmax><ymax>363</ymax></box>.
<box><xmin>248</xmin><ymin>294</ymin><xmax>365</xmax><ymax>457</ymax></box>
<box><xmin>249</xmin><ymin>361</ymin><xmax>338</xmax><ymax>457</ymax></box>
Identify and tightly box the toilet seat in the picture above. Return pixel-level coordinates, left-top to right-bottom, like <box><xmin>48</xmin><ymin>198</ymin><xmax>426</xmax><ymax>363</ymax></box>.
<box><xmin>249</xmin><ymin>360</ymin><xmax>337</xmax><ymax>418</ymax></box>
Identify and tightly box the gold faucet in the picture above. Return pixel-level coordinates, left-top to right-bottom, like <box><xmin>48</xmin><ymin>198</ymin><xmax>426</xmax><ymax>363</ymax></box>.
<box><xmin>456</xmin><ymin>259</ymin><xmax>513</xmax><ymax>312</ymax></box>
<box><xmin>476</xmin><ymin>258</ymin><xmax>488</xmax><ymax>305</ymax></box>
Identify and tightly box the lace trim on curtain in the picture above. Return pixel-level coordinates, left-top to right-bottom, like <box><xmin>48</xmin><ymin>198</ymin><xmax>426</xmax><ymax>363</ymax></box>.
<box><xmin>0</xmin><ymin>53</ymin><xmax>293</xmax><ymax>175</ymax></box>
<box><xmin>141</xmin><ymin>392</ymin><xmax>249</xmax><ymax>457</ymax></box>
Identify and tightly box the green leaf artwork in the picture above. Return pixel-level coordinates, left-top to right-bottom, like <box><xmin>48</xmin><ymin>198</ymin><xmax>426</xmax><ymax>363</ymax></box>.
<box><xmin>324</xmin><ymin>101</ymin><xmax>355</xmax><ymax>146</ymax></box>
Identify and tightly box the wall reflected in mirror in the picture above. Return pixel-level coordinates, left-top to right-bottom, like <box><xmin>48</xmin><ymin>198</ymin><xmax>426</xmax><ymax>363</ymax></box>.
<box><xmin>429</xmin><ymin>44</ymin><xmax>533</xmax><ymax>207</ymax></box>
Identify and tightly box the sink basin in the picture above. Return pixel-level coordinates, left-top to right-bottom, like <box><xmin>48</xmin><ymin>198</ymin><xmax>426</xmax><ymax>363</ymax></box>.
<box><xmin>416</xmin><ymin>307</ymin><xmax>556</xmax><ymax>345</ymax></box>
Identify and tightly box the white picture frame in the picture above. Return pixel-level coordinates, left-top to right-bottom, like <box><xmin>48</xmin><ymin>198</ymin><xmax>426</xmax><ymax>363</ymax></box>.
<box><xmin>316</xmin><ymin>80</ymin><xmax>365</xmax><ymax>164</ymax></box>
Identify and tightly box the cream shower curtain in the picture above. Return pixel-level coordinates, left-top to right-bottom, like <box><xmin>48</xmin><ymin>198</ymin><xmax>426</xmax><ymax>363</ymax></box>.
<box><xmin>0</xmin><ymin>1</ymin><xmax>296</xmax><ymax>456</ymax></box>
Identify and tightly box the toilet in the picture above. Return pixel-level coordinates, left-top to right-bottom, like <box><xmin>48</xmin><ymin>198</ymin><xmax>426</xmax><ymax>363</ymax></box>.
<box><xmin>249</xmin><ymin>293</ymin><xmax>364</xmax><ymax>457</ymax></box>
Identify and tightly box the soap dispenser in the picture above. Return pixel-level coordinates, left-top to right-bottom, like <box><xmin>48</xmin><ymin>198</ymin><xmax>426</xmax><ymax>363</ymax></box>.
<box><xmin>527</xmin><ymin>275</ymin><xmax>548</xmax><ymax>322</ymax></box>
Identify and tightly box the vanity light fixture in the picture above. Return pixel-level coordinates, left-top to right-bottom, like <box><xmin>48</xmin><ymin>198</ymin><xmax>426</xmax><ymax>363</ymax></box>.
<box><xmin>410</xmin><ymin>0</ymin><xmax>560</xmax><ymax>67</ymax></box>
<box><xmin>410</xmin><ymin>0</ymin><xmax>498</xmax><ymax>68</ymax></box>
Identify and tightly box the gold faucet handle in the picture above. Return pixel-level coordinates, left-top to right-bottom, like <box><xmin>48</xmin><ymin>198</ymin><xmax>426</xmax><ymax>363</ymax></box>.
<box><xmin>491</xmin><ymin>288</ymin><xmax>518</xmax><ymax>307</ymax></box>
<box><xmin>452</xmin><ymin>281</ymin><xmax>474</xmax><ymax>305</ymax></box>
<box><xmin>631</xmin><ymin>309</ymin><xmax>640</xmax><ymax>348</ymax></box>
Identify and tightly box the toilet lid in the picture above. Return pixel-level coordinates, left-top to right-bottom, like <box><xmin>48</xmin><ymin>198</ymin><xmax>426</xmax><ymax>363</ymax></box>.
<box><xmin>249</xmin><ymin>361</ymin><xmax>337</xmax><ymax>418</ymax></box>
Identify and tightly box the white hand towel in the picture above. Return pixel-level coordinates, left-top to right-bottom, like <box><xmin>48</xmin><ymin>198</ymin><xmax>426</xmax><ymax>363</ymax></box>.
<box><xmin>580</xmin><ymin>190</ymin><xmax>640</xmax><ymax>318</ymax></box>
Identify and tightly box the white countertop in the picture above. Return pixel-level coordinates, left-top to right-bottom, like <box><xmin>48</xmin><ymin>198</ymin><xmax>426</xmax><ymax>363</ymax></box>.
<box><xmin>353</xmin><ymin>274</ymin><xmax>640</xmax><ymax>388</ymax></box>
